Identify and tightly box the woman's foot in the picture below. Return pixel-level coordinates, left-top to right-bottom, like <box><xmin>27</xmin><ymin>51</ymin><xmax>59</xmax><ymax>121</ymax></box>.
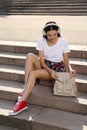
<box><xmin>9</xmin><ymin>100</ymin><xmax>28</xmax><ymax>116</ymax></box>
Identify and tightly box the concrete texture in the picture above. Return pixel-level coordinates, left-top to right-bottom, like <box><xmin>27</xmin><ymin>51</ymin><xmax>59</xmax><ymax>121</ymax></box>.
<box><xmin>0</xmin><ymin>99</ymin><xmax>87</xmax><ymax>130</ymax></box>
<box><xmin>0</xmin><ymin>33</ymin><xmax>87</xmax><ymax>129</ymax></box>
<box><xmin>0</xmin><ymin>79</ymin><xmax>87</xmax><ymax>114</ymax></box>
<box><xmin>0</xmin><ymin>125</ymin><xmax>19</xmax><ymax>130</ymax></box>
<box><xmin>0</xmin><ymin>15</ymin><xmax>87</xmax><ymax>45</ymax></box>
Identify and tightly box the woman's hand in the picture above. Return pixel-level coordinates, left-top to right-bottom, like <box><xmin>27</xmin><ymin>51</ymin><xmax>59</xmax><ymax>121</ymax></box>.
<box><xmin>70</xmin><ymin>69</ymin><xmax>76</xmax><ymax>77</ymax></box>
<box><xmin>50</xmin><ymin>70</ymin><xmax>58</xmax><ymax>80</ymax></box>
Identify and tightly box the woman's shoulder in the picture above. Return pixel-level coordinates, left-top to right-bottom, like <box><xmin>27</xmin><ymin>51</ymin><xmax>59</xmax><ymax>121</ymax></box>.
<box><xmin>37</xmin><ymin>37</ymin><xmax>46</xmax><ymax>43</ymax></box>
<box><xmin>59</xmin><ymin>37</ymin><xmax>68</xmax><ymax>42</ymax></box>
<box><xmin>59</xmin><ymin>37</ymin><xmax>68</xmax><ymax>45</ymax></box>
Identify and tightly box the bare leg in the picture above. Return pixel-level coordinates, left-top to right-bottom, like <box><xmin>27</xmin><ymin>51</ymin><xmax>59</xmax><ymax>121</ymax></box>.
<box><xmin>21</xmin><ymin>69</ymin><xmax>50</xmax><ymax>101</ymax></box>
<box><xmin>9</xmin><ymin>55</ymin><xmax>51</xmax><ymax>115</ymax></box>
<box><xmin>24</xmin><ymin>53</ymin><xmax>41</xmax><ymax>84</ymax></box>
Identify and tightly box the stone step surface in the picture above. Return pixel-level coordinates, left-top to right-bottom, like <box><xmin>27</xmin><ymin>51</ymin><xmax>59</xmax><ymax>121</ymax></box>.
<box><xmin>0</xmin><ymin>79</ymin><xmax>87</xmax><ymax>114</ymax></box>
<box><xmin>0</xmin><ymin>98</ymin><xmax>87</xmax><ymax>130</ymax></box>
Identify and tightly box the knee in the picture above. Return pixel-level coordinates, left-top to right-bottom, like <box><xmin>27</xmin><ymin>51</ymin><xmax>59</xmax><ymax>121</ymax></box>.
<box><xmin>26</xmin><ymin>53</ymin><xmax>36</xmax><ymax>61</ymax></box>
<box><xmin>26</xmin><ymin>53</ymin><xmax>33</xmax><ymax>59</ymax></box>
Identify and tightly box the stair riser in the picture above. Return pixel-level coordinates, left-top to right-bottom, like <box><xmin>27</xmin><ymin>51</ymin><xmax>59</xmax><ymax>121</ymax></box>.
<box><xmin>0</xmin><ymin>12</ymin><xmax>87</xmax><ymax>16</ymax></box>
<box><xmin>0</xmin><ymin>72</ymin><xmax>24</xmax><ymax>82</ymax></box>
<box><xmin>0</xmin><ymin>45</ymin><xmax>38</xmax><ymax>54</ymax></box>
<box><xmin>82</xmin><ymin>50</ymin><xmax>87</xmax><ymax>59</ymax></box>
<box><xmin>29</xmin><ymin>95</ymin><xmax>87</xmax><ymax>115</ymax></box>
<box><xmin>2</xmin><ymin>6</ymin><xmax>87</xmax><ymax>10</ymax></box>
<box><xmin>0</xmin><ymin>10</ymin><xmax>87</xmax><ymax>13</ymax></box>
<box><xmin>0</xmin><ymin>45</ymin><xmax>86</xmax><ymax>59</ymax></box>
<box><xmin>0</xmin><ymin>115</ymin><xmax>31</xmax><ymax>130</ymax></box>
<box><xmin>70</xmin><ymin>64</ymin><xmax>87</xmax><ymax>74</ymax></box>
<box><xmin>0</xmin><ymin>114</ymin><xmax>66</xmax><ymax>130</ymax></box>
<box><xmin>0</xmin><ymin>57</ymin><xmax>25</xmax><ymax>66</ymax></box>
<box><xmin>77</xmin><ymin>83</ymin><xmax>87</xmax><ymax>92</ymax></box>
<box><xmin>1</xmin><ymin>0</ymin><xmax>87</xmax><ymax>3</ymax></box>
<box><xmin>7</xmin><ymin>4</ymin><xmax>87</xmax><ymax>6</ymax></box>
<box><xmin>69</xmin><ymin>50</ymin><xmax>87</xmax><ymax>59</ymax></box>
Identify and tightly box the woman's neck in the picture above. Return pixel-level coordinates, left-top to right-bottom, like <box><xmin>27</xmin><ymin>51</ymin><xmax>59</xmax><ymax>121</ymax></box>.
<box><xmin>47</xmin><ymin>37</ymin><xmax>59</xmax><ymax>46</ymax></box>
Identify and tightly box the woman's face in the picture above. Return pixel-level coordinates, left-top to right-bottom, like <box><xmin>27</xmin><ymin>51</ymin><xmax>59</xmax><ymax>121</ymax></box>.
<box><xmin>46</xmin><ymin>30</ymin><xmax>58</xmax><ymax>42</ymax></box>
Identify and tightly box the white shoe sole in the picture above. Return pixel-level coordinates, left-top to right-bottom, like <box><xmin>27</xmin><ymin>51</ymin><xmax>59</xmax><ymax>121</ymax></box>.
<box><xmin>9</xmin><ymin>106</ymin><xmax>28</xmax><ymax>116</ymax></box>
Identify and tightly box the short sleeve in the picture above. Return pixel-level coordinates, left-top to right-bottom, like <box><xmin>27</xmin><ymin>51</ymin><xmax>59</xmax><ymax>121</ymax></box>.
<box><xmin>36</xmin><ymin>38</ymin><xmax>44</xmax><ymax>51</ymax></box>
<box><xmin>63</xmin><ymin>39</ymin><xmax>70</xmax><ymax>53</ymax></box>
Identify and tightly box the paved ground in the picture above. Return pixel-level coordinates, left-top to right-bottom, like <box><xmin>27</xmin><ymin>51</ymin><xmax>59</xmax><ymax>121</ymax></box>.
<box><xmin>0</xmin><ymin>15</ymin><xmax>87</xmax><ymax>45</ymax></box>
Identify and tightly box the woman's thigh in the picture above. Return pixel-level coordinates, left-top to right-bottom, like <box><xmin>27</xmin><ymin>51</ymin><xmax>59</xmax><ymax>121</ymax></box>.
<box><xmin>33</xmin><ymin>69</ymin><xmax>51</xmax><ymax>80</ymax></box>
<box><xmin>26</xmin><ymin>53</ymin><xmax>41</xmax><ymax>69</ymax></box>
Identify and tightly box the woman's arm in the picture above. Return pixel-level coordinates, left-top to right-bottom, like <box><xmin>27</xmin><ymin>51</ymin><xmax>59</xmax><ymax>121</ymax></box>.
<box><xmin>39</xmin><ymin>50</ymin><xmax>58</xmax><ymax>80</ymax></box>
<box><xmin>63</xmin><ymin>53</ymin><xmax>76</xmax><ymax>76</ymax></box>
<box><xmin>63</xmin><ymin>53</ymin><xmax>69</xmax><ymax>71</ymax></box>
<box><xmin>39</xmin><ymin>51</ymin><xmax>52</xmax><ymax>74</ymax></box>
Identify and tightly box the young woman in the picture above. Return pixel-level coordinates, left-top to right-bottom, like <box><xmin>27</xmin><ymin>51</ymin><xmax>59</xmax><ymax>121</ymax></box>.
<box><xmin>9</xmin><ymin>21</ymin><xmax>76</xmax><ymax>116</ymax></box>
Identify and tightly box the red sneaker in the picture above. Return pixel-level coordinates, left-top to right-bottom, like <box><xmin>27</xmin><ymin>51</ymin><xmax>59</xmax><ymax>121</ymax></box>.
<box><xmin>9</xmin><ymin>100</ymin><xmax>28</xmax><ymax>116</ymax></box>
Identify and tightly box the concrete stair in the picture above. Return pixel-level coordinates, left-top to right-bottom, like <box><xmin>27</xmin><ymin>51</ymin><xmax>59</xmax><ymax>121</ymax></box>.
<box><xmin>0</xmin><ymin>99</ymin><xmax>87</xmax><ymax>130</ymax></box>
<box><xmin>0</xmin><ymin>125</ymin><xmax>19</xmax><ymax>130</ymax></box>
<box><xmin>0</xmin><ymin>40</ymin><xmax>87</xmax><ymax>130</ymax></box>
<box><xmin>0</xmin><ymin>0</ymin><xmax>87</xmax><ymax>15</ymax></box>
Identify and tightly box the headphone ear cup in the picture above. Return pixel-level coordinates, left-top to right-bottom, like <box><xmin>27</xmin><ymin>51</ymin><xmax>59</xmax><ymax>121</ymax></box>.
<box><xmin>58</xmin><ymin>26</ymin><xmax>60</xmax><ymax>34</ymax></box>
<box><xmin>43</xmin><ymin>25</ymin><xmax>61</xmax><ymax>36</ymax></box>
<box><xmin>42</xmin><ymin>30</ymin><xmax>46</xmax><ymax>36</ymax></box>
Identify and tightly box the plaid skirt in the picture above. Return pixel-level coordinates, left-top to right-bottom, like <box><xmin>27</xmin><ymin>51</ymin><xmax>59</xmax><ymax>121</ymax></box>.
<box><xmin>45</xmin><ymin>59</ymin><xmax>64</xmax><ymax>72</ymax></box>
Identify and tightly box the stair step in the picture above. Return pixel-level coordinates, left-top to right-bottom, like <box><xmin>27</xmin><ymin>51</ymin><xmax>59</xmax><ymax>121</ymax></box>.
<box><xmin>0</xmin><ymin>64</ymin><xmax>24</xmax><ymax>81</ymax></box>
<box><xmin>0</xmin><ymin>99</ymin><xmax>87</xmax><ymax>130</ymax></box>
<box><xmin>0</xmin><ymin>0</ymin><xmax>87</xmax><ymax>15</ymax></box>
<box><xmin>5</xmin><ymin>6</ymin><xmax>87</xmax><ymax>9</ymax></box>
<box><xmin>10</xmin><ymin>3</ymin><xmax>87</xmax><ymax>6</ymax></box>
<box><xmin>0</xmin><ymin>52</ymin><xmax>26</xmax><ymax>66</ymax></box>
<box><xmin>70</xmin><ymin>58</ymin><xmax>87</xmax><ymax>74</ymax></box>
<box><xmin>1</xmin><ymin>9</ymin><xmax>87</xmax><ymax>12</ymax></box>
<box><xmin>0</xmin><ymin>79</ymin><xmax>87</xmax><ymax>114</ymax></box>
<box><xmin>0</xmin><ymin>125</ymin><xmax>19</xmax><ymax>130</ymax></box>
<box><xmin>0</xmin><ymin>12</ymin><xmax>87</xmax><ymax>16</ymax></box>
<box><xmin>0</xmin><ymin>52</ymin><xmax>87</xmax><ymax>72</ymax></box>
<box><xmin>0</xmin><ymin>41</ymin><xmax>87</xmax><ymax>58</ymax></box>
<box><xmin>69</xmin><ymin>44</ymin><xmax>87</xmax><ymax>59</ymax></box>
<box><xmin>0</xmin><ymin>64</ymin><xmax>87</xmax><ymax>92</ymax></box>
<box><xmin>5</xmin><ymin>0</ymin><xmax>87</xmax><ymax>3</ymax></box>
<box><xmin>0</xmin><ymin>41</ymin><xmax>37</xmax><ymax>54</ymax></box>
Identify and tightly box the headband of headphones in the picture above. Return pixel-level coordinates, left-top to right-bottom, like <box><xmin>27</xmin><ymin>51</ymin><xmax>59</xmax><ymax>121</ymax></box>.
<box><xmin>43</xmin><ymin>23</ymin><xmax>60</xmax><ymax>36</ymax></box>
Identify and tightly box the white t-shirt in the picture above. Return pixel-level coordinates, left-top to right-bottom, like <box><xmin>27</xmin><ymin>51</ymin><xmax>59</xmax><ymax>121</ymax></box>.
<box><xmin>36</xmin><ymin>37</ymin><xmax>70</xmax><ymax>62</ymax></box>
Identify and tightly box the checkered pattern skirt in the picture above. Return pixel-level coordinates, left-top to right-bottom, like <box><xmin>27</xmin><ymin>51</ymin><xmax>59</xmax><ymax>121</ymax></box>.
<box><xmin>45</xmin><ymin>59</ymin><xmax>64</xmax><ymax>72</ymax></box>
